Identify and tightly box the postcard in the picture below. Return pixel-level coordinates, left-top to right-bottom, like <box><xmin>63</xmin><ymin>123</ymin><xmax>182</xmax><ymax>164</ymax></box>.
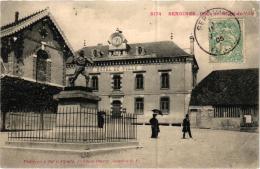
<box><xmin>0</xmin><ymin>1</ymin><xmax>259</xmax><ymax>168</ymax></box>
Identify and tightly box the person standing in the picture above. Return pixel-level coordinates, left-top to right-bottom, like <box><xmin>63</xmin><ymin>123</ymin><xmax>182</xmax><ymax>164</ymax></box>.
<box><xmin>149</xmin><ymin>114</ymin><xmax>160</xmax><ymax>138</ymax></box>
<box><xmin>182</xmin><ymin>114</ymin><xmax>192</xmax><ymax>139</ymax></box>
<box><xmin>97</xmin><ymin>111</ymin><xmax>105</xmax><ymax>128</ymax></box>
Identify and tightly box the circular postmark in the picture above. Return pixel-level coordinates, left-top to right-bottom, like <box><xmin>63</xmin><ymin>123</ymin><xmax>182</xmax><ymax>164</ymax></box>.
<box><xmin>194</xmin><ymin>8</ymin><xmax>241</xmax><ymax>56</ymax></box>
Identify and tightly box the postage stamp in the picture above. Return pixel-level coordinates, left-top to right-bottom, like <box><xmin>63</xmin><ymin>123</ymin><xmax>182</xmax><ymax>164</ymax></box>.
<box><xmin>208</xmin><ymin>18</ymin><xmax>244</xmax><ymax>63</ymax></box>
<box><xmin>194</xmin><ymin>8</ymin><xmax>243</xmax><ymax>63</ymax></box>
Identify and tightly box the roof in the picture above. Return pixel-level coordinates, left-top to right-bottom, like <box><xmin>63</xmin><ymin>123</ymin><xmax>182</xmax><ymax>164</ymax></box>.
<box><xmin>1</xmin><ymin>7</ymin><xmax>75</xmax><ymax>54</ymax></box>
<box><xmin>79</xmin><ymin>41</ymin><xmax>191</xmax><ymax>61</ymax></box>
<box><xmin>1</xmin><ymin>75</ymin><xmax>62</xmax><ymax>111</ymax></box>
<box><xmin>190</xmin><ymin>68</ymin><xmax>259</xmax><ymax>106</ymax></box>
<box><xmin>0</xmin><ymin>74</ymin><xmax>64</xmax><ymax>88</ymax></box>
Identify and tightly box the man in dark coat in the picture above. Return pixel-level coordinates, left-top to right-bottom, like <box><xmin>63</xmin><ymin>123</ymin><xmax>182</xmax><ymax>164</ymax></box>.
<box><xmin>97</xmin><ymin>111</ymin><xmax>105</xmax><ymax>128</ymax></box>
<box><xmin>149</xmin><ymin>114</ymin><xmax>160</xmax><ymax>138</ymax></box>
<box><xmin>182</xmin><ymin>114</ymin><xmax>192</xmax><ymax>139</ymax></box>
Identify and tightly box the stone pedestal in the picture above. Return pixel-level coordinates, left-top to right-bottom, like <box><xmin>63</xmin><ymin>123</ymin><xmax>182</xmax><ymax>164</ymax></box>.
<box><xmin>54</xmin><ymin>86</ymin><xmax>100</xmax><ymax>109</ymax></box>
<box><xmin>50</xmin><ymin>86</ymin><xmax>103</xmax><ymax>142</ymax></box>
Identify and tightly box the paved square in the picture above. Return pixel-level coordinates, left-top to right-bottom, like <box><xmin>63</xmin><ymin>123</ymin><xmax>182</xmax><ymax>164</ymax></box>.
<box><xmin>0</xmin><ymin>126</ymin><xmax>258</xmax><ymax>168</ymax></box>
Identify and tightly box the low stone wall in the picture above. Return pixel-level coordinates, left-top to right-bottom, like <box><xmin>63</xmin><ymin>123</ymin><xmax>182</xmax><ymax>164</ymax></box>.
<box><xmin>189</xmin><ymin>106</ymin><xmax>242</xmax><ymax>130</ymax></box>
<box><xmin>211</xmin><ymin>118</ymin><xmax>241</xmax><ymax>130</ymax></box>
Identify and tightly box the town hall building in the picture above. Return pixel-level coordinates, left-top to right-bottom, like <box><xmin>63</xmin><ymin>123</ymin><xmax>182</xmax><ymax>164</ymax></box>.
<box><xmin>67</xmin><ymin>29</ymin><xmax>199</xmax><ymax>124</ymax></box>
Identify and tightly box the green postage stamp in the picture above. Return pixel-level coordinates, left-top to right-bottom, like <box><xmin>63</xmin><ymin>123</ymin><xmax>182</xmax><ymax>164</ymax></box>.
<box><xmin>209</xmin><ymin>18</ymin><xmax>244</xmax><ymax>63</ymax></box>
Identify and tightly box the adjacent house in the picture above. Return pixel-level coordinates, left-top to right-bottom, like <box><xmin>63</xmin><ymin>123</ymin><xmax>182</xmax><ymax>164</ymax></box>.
<box><xmin>189</xmin><ymin>68</ymin><xmax>258</xmax><ymax>131</ymax></box>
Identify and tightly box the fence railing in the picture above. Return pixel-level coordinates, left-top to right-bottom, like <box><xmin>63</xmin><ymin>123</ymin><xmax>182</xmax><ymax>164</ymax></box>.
<box><xmin>7</xmin><ymin>107</ymin><xmax>137</xmax><ymax>143</ymax></box>
<box><xmin>213</xmin><ymin>106</ymin><xmax>241</xmax><ymax>118</ymax></box>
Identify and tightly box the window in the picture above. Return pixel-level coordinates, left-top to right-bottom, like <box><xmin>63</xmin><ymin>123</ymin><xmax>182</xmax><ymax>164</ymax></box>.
<box><xmin>113</xmin><ymin>74</ymin><xmax>121</xmax><ymax>90</ymax></box>
<box><xmin>36</xmin><ymin>50</ymin><xmax>49</xmax><ymax>82</ymax></box>
<box><xmin>135</xmin><ymin>74</ymin><xmax>144</xmax><ymax>89</ymax></box>
<box><xmin>138</xmin><ymin>47</ymin><xmax>143</xmax><ymax>55</ymax></box>
<box><xmin>160</xmin><ymin>97</ymin><xmax>170</xmax><ymax>114</ymax></box>
<box><xmin>161</xmin><ymin>73</ymin><xmax>169</xmax><ymax>89</ymax></box>
<box><xmin>92</xmin><ymin>49</ymin><xmax>98</xmax><ymax>57</ymax></box>
<box><xmin>91</xmin><ymin>76</ymin><xmax>98</xmax><ymax>91</ymax></box>
<box><xmin>135</xmin><ymin>98</ymin><xmax>144</xmax><ymax>114</ymax></box>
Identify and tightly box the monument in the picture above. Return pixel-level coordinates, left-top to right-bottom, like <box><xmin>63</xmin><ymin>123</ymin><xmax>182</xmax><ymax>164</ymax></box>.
<box><xmin>52</xmin><ymin>50</ymin><xmax>102</xmax><ymax>142</ymax></box>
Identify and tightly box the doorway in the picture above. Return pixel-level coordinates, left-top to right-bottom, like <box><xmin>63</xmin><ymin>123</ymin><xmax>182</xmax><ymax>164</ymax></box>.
<box><xmin>112</xmin><ymin>100</ymin><xmax>122</xmax><ymax>117</ymax></box>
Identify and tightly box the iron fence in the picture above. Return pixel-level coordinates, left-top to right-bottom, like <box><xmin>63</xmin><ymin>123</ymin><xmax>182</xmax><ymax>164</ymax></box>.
<box><xmin>7</xmin><ymin>107</ymin><xmax>137</xmax><ymax>143</ymax></box>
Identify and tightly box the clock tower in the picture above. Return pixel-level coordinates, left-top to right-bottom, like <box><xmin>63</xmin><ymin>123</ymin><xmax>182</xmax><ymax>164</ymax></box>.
<box><xmin>108</xmin><ymin>28</ymin><xmax>128</xmax><ymax>56</ymax></box>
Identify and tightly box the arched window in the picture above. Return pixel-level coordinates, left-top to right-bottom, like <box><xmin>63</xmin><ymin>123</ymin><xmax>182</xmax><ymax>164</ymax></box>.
<box><xmin>36</xmin><ymin>50</ymin><xmax>49</xmax><ymax>82</ymax></box>
<box><xmin>138</xmin><ymin>47</ymin><xmax>143</xmax><ymax>55</ymax></box>
<box><xmin>112</xmin><ymin>100</ymin><xmax>122</xmax><ymax>117</ymax></box>
<box><xmin>92</xmin><ymin>49</ymin><xmax>98</xmax><ymax>57</ymax></box>
<box><xmin>36</xmin><ymin>50</ymin><xmax>48</xmax><ymax>82</ymax></box>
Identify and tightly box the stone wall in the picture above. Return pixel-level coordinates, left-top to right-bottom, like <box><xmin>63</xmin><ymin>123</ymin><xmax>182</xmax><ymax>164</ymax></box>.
<box><xmin>189</xmin><ymin>106</ymin><xmax>241</xmax><ymax>130</ymax></box>
<box><xmin>211</xmin><ymin>118</ymin><xmax>241</xmax><ymax>130</ymax></box>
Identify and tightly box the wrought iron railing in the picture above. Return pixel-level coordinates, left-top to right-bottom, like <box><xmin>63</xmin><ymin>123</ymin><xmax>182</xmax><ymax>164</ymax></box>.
<box><xmin>6</xmin><ymin>107</ymin><xmax>137</xmax><ymax>143</ymax></box>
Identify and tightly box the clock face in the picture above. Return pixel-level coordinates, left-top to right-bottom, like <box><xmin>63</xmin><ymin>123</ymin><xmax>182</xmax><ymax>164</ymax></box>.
<box><xmin>112</xmin><ymin>36</ymin><xmax>123</xmax><ymax>46</ymax></box>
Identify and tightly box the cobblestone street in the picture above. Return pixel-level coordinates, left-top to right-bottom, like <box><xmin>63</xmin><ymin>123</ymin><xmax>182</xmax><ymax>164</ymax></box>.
<box><xmin>0</xmin><ymin>126</ymin><xmax>258</xmax><ymax>168</ymax></box>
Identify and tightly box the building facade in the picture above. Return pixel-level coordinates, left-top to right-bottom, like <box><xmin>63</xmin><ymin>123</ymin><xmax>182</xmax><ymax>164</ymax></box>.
<box><xmin>0</xmin><ymin>8</ymin><xmax>74</xmax><ymax>130</ymax></box>
<box><xmin>189</xmin><ymin>68</ymin><xmax>259</xmax><ymax>131</ymax></box>
<box><xmin>1</xmin><ymin>8</ymin><xmax>74</xmax><ymax>87</ymax></box>
<box><xmin>67</xmin><ymin>29</ymin><xmax>199</xmax><ymax>124</ymax></box>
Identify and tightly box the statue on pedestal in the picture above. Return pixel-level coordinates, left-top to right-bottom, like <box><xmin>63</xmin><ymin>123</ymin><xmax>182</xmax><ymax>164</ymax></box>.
<box><xmin>69</xmin><ymin>50</ymin><xmax>93</xmax><ymax>87</ymax></box>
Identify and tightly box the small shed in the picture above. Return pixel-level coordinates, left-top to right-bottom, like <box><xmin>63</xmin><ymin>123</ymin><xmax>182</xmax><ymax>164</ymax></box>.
<box><xmin>189</xmin><ymin>68</ymin><xmax>258</xmax><ymax>131</ymax></box>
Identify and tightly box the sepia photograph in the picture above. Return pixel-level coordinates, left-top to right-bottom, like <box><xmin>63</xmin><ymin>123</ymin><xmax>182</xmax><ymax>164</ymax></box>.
<box><xmin>0</xmin><ymin>1</ymin><xmax>259</xmax><ymax>168</ymax></box>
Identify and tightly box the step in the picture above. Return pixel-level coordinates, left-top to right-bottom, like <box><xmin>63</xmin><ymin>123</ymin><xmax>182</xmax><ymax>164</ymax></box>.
<box><xmin>5</xmin><ymin>140</ymin><xmax>139</xmax><ymax>150</ymax></box>
<box><xmin>240</xmin><ymin>127</ymin><xmax>258</xmax><ymax>133</ymax></box>
<box><xmin>0</xmin><ymin>145</ymin><xmax>143</xmax><ymax>158</ymax></box>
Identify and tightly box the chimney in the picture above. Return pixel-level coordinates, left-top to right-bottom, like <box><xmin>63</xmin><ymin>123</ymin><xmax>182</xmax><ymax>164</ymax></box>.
<box><xmin>15</xmin><ymin>11</ymin><xmax>19</xmax><ymax>23</ymax></box>
<box><xmin>189</xmin><ymin>34</ymin><xmax>194</xmax><ymax>55</ymax></box>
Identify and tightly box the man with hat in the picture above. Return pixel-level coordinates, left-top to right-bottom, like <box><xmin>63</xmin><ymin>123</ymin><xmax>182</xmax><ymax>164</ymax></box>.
<box><xmin>182</xmin><ymin>114</ymin><xmax>192</xmax><ymax>139</ymax></box>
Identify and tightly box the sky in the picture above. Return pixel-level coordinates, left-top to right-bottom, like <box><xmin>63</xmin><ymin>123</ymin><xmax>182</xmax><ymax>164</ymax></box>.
<box><xmin>1</xmin><ymin>1</ymin><xmax>259</xmax><ymax>82</ymax></box>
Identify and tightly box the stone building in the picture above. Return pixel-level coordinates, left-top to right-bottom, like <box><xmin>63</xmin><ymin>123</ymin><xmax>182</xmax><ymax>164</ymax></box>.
<box><xmin>67</xmin><ymin>29</ymin><xmax>199</xmax><ymax>124</ymax></box>
<box><xmin>189</xmin><ymin>68</ymin><xmax>259</xmax><ymax>131</ymax></box>
<box><xmin>1</xmin><ymin>8</ymin><xmax>73</xmax><ymax>86</ymax></box>
<box><xmin>0</xmin><ymin>8</ymin><xmax>74</xmax><ymax>130</ymax></box>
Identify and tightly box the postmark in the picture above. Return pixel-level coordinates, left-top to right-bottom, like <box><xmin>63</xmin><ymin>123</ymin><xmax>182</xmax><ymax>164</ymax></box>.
<box><xmin>194</xmin><ymin>8</ymin><xmax>243</xmax><ymax>63</ymax></box>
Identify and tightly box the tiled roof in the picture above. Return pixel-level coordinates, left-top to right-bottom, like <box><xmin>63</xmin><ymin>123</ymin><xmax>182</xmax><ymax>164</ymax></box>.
<box><xmin>1</xmin><ymin>8</ymin><xmax>47</xmax><ymax>30</ymax></box>
<box><xmin>190</xmin><ymin>68</ymin><xmax>259</xmax><ymax>106</ymax></box>
<box><xmin>1</xmin><ymin>7</ymin><xmax>75</xmax><ymax>54</ymax></box>
<box><xmin>1</xmin><ymin>75</ymin><xmax>62</xmax><ymax>111</ymax></box>
<box><xmin>79</xmin><ymin>41</ymin><xmax>191</xmax><ymax>61</ymax></box>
